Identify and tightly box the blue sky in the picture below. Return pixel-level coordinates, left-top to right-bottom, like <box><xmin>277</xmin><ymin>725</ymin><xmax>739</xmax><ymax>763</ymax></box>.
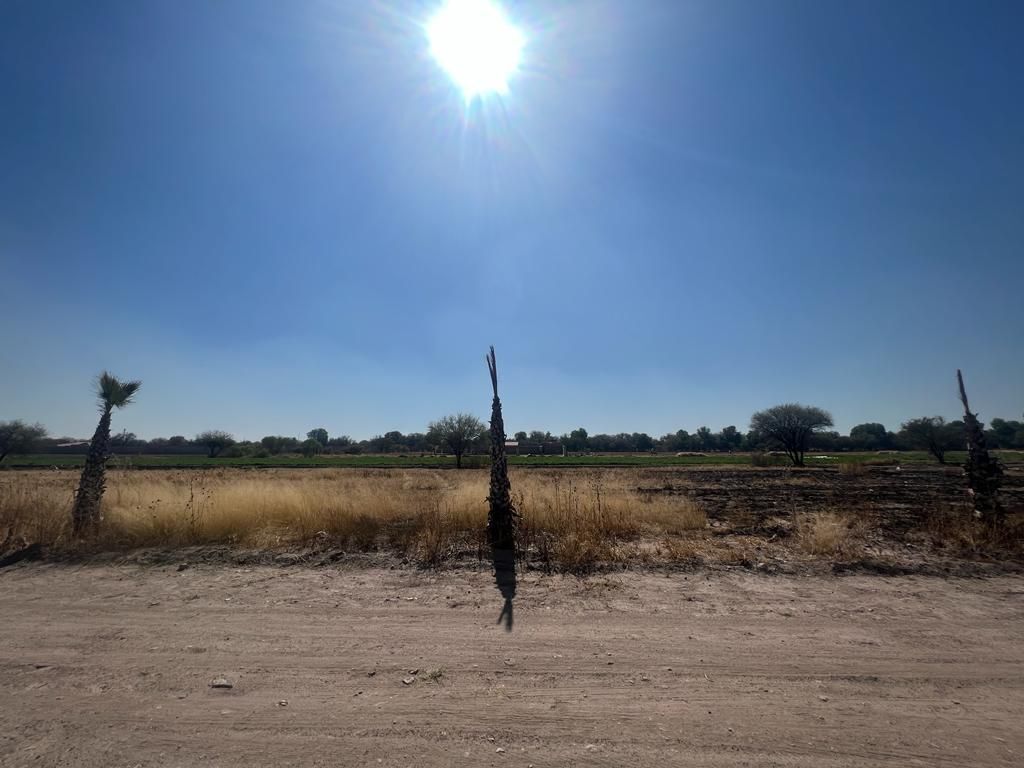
<box><xmin>2</xmin><ymin>0</ymin><xmax>1022</xmax><ymax>440</ymax></box>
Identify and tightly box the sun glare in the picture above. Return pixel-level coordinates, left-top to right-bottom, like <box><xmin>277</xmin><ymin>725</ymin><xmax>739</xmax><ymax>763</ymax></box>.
<box><xmin>427</xmin><ymin>0</ymin><xmax>524</xmax><ymax>99</ymax></box>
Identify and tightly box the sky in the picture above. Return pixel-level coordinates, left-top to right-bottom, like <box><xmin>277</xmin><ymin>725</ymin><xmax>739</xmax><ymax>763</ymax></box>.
<box><xmin>2</xmin><ymin>0</ymin><xmax>1022</xmax><ymax>441</ymax></box>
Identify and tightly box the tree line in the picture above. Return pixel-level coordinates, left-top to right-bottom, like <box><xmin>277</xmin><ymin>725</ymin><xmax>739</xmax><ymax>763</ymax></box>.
<box><xmin>4</xmin><ymin>410</ymin><xmax>1023</xmax><ymax>465</ymax></box>
<box><xmin>0</xmin><ymin>366</ymin><xmax>1011</xmax><ymax>538</ymax></box>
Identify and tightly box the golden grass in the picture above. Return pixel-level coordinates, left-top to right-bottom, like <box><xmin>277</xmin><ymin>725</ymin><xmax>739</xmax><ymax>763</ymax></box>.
<box><xmin>6</xmin><ymin>467</ymin><xmax>1012</xmax><ymax>568</ymax></box>
<box><xmin>795</xmin><ymin>511</ymin><xmax>861</xmax><ymax>556</ymax></box>
<box><xmin>921</xmin><ymin>502</ymin><xmax>1024</xmax><ymax>554</ymax></box>
<box><xmin>0</xmin><ymin>469</ymin><xmax>707</xmax><ymax>568</ymax></box>
<box><xmin>838</xmin><ymin>462</ymin><xmax>868</xmax><ymax>477</ymax></box>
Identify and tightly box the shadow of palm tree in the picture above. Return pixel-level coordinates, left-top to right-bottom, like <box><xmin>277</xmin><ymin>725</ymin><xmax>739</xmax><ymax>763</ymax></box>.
<box><xmin>492</xmin><ymin>546</ymin><xmax>516</xmax><ymax>631</ymax></box>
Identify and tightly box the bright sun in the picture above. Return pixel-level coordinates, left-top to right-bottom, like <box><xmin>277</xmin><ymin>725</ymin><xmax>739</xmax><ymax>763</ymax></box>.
<box><xmin>427</xmin><ymin>0</ymin><xmax>524</xmax><ymax>99</ymax></box>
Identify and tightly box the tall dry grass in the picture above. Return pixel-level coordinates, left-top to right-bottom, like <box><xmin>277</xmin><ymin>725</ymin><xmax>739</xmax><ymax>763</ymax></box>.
<box><xmin>794</xmin><ymin>511</ymin><xmax>862</xmax><ymax>557</ymax></box>
<box><xmin>838</xmin><ymin>461</ymin><xmax>868</xmax><ymax>477</ymax></box>
<box><xmin>921</xmin><ymin>501</ymin><xmax>1024</xmax><ymax>554</ymax></box>
<box><xmin>0</xmin><ymin>469</ymin><xmax>707</xmax><ymax>568</ymax></box>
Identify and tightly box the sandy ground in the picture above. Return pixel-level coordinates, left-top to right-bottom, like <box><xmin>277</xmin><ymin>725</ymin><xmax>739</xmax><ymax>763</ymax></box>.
<box><xmin>2</xmin><ymin>564</ymin><xmax>1022</xmax><ymax>767</ymax></box>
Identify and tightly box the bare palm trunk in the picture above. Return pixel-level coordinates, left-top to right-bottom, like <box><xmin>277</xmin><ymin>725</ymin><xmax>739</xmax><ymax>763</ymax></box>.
<box><xmin>486</xmin><ymin>348</ymin><xmax>516</xmax><ymax>550</ymax></box>
<box><xmin>72</xmin><ymin>405</ymin><xmax>113</xmax><ymax>536</ymax></box>
<box><xmin>957</xmin><ymin>369</ymin><xmax>1003</xmax><ymax>524</ymax></box>
<box><xmin>486</xmin><ymin>347</ymin><xmax>517</xmax><ymax>631</ymax></box>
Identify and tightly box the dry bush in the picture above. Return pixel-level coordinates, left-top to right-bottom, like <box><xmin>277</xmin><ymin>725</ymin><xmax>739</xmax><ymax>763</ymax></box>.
<box><xmin>922</xmin><ymin>502</ymin><xmax>1024</xmax><ymax>554</ymax></box>
<box><xmin>795</xmin><ymin>511</ymin><xmax>861</xmax><ymax>557</ymax></box>
<box><xmin>838</xmin><ymin>462</ymin><xmax>868</xmax><ymax>477</ymax></box>
<box><xmin>750</xmin><ymin>452</ymin><xmax>786</xmax><ymax>467</ymax></box>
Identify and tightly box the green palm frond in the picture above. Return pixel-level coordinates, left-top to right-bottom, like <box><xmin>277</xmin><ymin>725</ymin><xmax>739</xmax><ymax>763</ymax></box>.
<box><xmin>96</xmin><ymin>371</ymin><xmax>142</xmax><ymax>409</ymax></box>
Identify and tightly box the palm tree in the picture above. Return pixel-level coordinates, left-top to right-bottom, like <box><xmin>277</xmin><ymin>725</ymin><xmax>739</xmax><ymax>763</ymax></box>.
<box><xmin>957</xmin><ymin>369</ymin><xmax>1003</xmax><ymax>524</ymax></box>
<box><xmin>486</xmin><ymin>347</ymin><xmax>516</xmax><ymax>549</ymax></box>
<box><xmin>71</xmin><ymin>372</ymin><xmax>141</xmax><ymax>535</ymax></box>
<box><xmin>486</xmin><ymin>347</ymin><xmax>518</xmax><ymax>631</ymax></box>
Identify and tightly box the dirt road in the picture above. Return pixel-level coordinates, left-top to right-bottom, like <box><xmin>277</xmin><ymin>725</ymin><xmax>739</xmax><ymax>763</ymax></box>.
<box><xmin>2</xmin><ymin>564</ymin><xmax>1022</xmax><ymax>767</ymax></box>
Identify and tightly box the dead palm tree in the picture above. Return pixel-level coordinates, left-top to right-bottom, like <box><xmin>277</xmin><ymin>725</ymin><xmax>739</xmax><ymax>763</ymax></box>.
<box><xmin>957</xmin><ymin>369</ymin><xmax>1003</xmax><ymax>524</ymax></box>
<box><xmin>71</xmin><ymin>372</ymin><xmax>141</xmax><ymax>535</ymax></box>
<box><xmin>486</xmin><ymin>346</ymin><xmax>517</xmax><ymax>549</ymax></box>
<box><xmin>486</xmin><ymin>346</ymin><xmax>518</xmax><ymax>630</ymax></box>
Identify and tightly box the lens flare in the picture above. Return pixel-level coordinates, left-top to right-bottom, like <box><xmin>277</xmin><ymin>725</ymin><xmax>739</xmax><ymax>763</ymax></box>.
<box><xmin>427</xmin><ymin>0</ymin><xmax>524</xmax><ymax>98</ymax></box>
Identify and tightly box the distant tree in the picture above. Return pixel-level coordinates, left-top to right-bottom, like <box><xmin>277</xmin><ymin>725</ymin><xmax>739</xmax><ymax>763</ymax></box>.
<box><xmin>849</xmin><ymin>423</ymin><xmax>891</xmax><ymax>451</ymax></box>
<box><xmin>749</xmin><ymin>404</ymin><xmax>834</xmax><ymax>467</ymax></box>
<box><xmin>565</xmin><ymin>427</ymin><xmax>589</xmax><ymax>452</ymax></box>
<box><xmin>719</xmin><ymin>426</ymin><xmax>743</xmax><ymax>452</ymax></box>
<box><xmin>513</xmin><ymin>431</ymin><xmax>527</xmax><ymax>442</ymax></box>
<box><xmin>898</xmin><ymin>417</ymin><xmax>959</xmax><ymax>464</ymax></box>
<box><xmin>987</xmin><ymin>417</ymin><xmax>1024</xmax><ymax>449</ymax></box>
<box><xmin>591</xmin><ymin>433</ymin><xmax>636</xmax><ymax>452</ymax></box>
<box><xmin>261</xmin><ymin>435</ymin><xmax>299</xmax><ymax>455</ymax></box>
<box><xmin>528</xmin><ymin>430</ymin><xmax>552</xmax><ymax>444</ymax></box>
<box><xmin>364</xmin><ymin>430</ymin><xmax>413</xmax><ymax>453</ymax></box>
<box><xmin>222</xmin><ymin>441</ymin><xmax>259</xmax><ymax>459</ymax></box>
<box><xmin>306</xmin><ymin>428</ymin><xmax>328</xmax><ymax>446</ymax></box>
<box><xmin>633</xmin><ymin>432</ymin><xmax>655</xmax><ymax>452</ymax></box>
<box><xmin>196</xmin><ymin>430</ymin><xmax>235</xmax><ymax>458</ymax></box>
<box><xmin>167</xmin><ymin>435</ymin><xmax>188</xmax><ymax>447</ymax></box>
<box><xmin>110</xmin><ymin>430</ymin><xmax>137</xmax><ymax>448</ymax></box>
<box><xmin>404</xmin><ymin>432</ymin><xmax>429</xmax><ymax>452</ymax></box>
<box><xmin>72</xmin><ymin>372</ymin><xmax>141</xmax><ymax>535</ymax></box>
<box><xmin>669</xmin><ymin>429</ymin><xmax>693</xmax><ymax>452</ymax></box>
<box><xmin>0</xmin><ymin>420</ymin><xmax>48</xmax><ymax>463</ymax></box>
<box><xmin>300</xmin><ymin>438</ymin><xmax>322</xmax><ymax>458</ymax></box>
<box><xmin>695</xmin><ymin>426</ymin><xmax>715</xmax><ymax>451</ymax></box>
<box><xmin>811</xmin><ymin>431</ymin><xmax>844</xmax><ymax>451</ymax></box>
<box><xmin>428</xmin><ymin>413</ymin><xmax>486</xmax><ymax>469</ymax></box>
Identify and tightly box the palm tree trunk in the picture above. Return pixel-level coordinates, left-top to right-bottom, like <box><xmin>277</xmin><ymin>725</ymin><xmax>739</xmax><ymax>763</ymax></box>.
<box><xmin>957</xmin><ymin>369</ymin><xmax>1003</xmax><ymax>523</ymax></box>
<box><xmin>486</xmin><ymin>348</ymin><xmax>517</xmax><ymax>550</ymax></box>
<box><xmin>72</xmin><ymin>405</ymin><xmax>113</xmax><ymax>535</ymax></box>
<box><xmin>486</xmin><ymin>347</ymin><xmax>517</xmax><ymax>631</ymax></box>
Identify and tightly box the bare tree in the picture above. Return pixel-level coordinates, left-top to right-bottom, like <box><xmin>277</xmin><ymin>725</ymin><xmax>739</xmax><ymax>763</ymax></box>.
<box><xmin>749</xmin><ymin>403</ymin><xmax>833</xmax><ymax>467</ymax></box>
<box><xmin>427</xmin><ymin>413</ymin><xmax>485</xmax><ymax>469</ymax></box>
<box><xmin>0</xmin><ymin>420</ymin><xmax>47</xmax><ymax>464</ymax></box>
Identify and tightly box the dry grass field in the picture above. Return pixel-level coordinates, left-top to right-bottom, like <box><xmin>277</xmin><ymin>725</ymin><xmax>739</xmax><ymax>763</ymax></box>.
<box><xmin>2</xmin><ymin>464</ymin><xmax>1022</xmax><ymax>572</ymax></box>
